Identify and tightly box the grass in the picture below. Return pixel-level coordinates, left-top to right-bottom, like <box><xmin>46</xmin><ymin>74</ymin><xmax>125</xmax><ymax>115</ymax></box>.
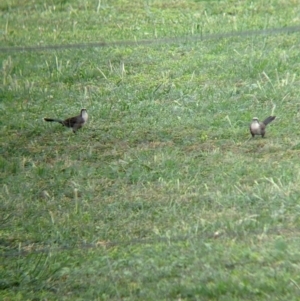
<box><xmin>1</xmin><ymin>0</ymin><xmax>300</xmax><ymax>300</ymax></box>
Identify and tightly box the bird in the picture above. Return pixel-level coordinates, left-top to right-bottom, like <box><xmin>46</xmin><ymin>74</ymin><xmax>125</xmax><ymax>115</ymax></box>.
<box><xmin>44</xmin><ymin>108</ymin><xmax>88</xmax><ymax>133</ymax></box>
<box><xmin>250</xmin><ymin>116</ymin><xmax>276</xmax><ymax>138</ymax></box>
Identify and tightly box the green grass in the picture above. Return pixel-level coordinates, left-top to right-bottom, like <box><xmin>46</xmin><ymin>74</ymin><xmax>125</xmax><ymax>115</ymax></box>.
<box><xmin>1</xmin><ymin>0</ymin><xmax>300</xmax><ymax>300</ymax></box>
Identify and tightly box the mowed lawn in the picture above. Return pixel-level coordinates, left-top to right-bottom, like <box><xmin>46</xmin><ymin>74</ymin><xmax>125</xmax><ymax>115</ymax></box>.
<box><xmin>1</xmin><ymin>0</ymin><xmax>300</xmax><ymax>300</ymax></box>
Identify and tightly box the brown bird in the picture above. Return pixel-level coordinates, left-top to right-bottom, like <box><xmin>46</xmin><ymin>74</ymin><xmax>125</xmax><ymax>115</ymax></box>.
<box><xmin>44</xmin><ymin>108</ymin><xmax>88</xmax><ymax>133</ymax></box>
<box><xmin>250</xmin><ymin>116</ymin><xmax>276</xmax><ymax>138</ymax></box>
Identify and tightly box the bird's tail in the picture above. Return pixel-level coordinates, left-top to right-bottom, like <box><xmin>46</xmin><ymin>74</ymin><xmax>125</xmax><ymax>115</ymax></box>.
<box><xmin>44</xmin><ymin>118</ymin><xmax>64</xmax><ymax>124</ymax></box>
<box><xmin>263</xmin><ymin>116</ymin><xmax>276</xmax><ymax>125</ymax></box>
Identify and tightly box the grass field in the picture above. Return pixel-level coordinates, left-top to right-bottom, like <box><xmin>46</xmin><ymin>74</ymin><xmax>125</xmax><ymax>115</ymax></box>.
<box><xmin>1</xmin><ymin>0</ymin><xmax>300</xmax><ymax>300</ymax></box>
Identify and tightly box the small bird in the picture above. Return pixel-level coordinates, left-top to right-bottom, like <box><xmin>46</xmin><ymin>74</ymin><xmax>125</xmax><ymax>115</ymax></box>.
<box><xmin>250</xmin><ymin>116</ymin><xmax>276</xmax><ymax>138</ymax></box>
<box><xmin>44</xmin><ymin>108</ymin><xmax>88</xmax><ymax>133</ymax></box>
